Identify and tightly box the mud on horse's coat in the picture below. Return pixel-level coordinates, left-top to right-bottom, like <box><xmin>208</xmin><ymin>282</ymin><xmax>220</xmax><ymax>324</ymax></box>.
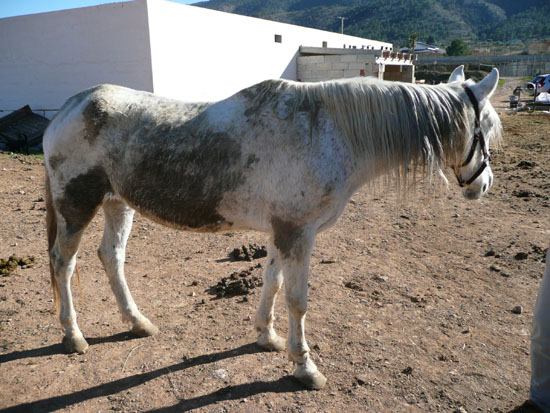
<box><xmin>44</xmin><ymin>68</ymin><xmax>502</xmax><ymax>389</ymax></box>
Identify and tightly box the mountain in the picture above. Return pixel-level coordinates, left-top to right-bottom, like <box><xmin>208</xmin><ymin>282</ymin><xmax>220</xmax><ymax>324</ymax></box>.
<box><xmin>193</xmin><ymin>0</ymin><xmax>550</xmax><ymax>49</ymax></box>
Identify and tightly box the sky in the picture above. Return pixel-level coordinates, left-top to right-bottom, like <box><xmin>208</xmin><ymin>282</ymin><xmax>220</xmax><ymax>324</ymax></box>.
<box><xmin>0</xmin><ymin>0</ymin><xmax>200</xmax><ymax>19</ymax></box>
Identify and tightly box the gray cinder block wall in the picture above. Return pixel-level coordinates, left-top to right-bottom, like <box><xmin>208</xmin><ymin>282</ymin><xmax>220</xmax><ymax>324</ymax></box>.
<box><xmin>297</xmin><ymin>49</ymin><xmax>415</xmax><ymax>83</ymax></box>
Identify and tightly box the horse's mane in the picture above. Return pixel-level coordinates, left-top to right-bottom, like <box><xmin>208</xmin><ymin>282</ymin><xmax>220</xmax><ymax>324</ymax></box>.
<box><xmin>241</xmin><ymin>77</ymin><xmax>501</xmax><ymax>189</ymax></box>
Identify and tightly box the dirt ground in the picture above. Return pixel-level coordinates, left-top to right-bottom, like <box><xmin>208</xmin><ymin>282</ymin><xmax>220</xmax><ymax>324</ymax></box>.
<box><xmin>0</xmin><ymin>79</ymin><xmax>549</xmax><ymax>412</ymax></box>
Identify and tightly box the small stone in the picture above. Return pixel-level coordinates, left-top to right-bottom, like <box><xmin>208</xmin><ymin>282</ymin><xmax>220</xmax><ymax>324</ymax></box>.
<box><xmin>402</xmin><ymin>366</ymin><xmax>413</xmax><ymax>375</ymax></box>
<box><xmin>344</xmin><ymin>281</ymin><xmax>363</xmax><ymax>291</ymax></box>
<box><xmin>490</xmin><ymin>265</ymin><xmax>501</xmax><ymax>273</ymax></box>
<box><xmin>517</xmin><ymin>161</ymin><xmax>536</xmax><ymax>170</ymax></box>
<box><xmin>512</xmin><ymin>305</ymin><xmax>523</xmax><ymax>314</ymax></box>
<box><xmin>355</xmin><ymin>374</ymin><xmax>368</xmax><ymax>385</ymax></box>
<box><xmin>514</xmin><ymin>252</ymin><xmax>529</xmax><ymax>260</ymax></box>
<box><xmin>211</xmin><ymin>368</ymin><xmax>228</xmax><ymax>380</ymax></box>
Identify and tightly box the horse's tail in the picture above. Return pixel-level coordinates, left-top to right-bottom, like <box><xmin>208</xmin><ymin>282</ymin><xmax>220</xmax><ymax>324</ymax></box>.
<box><xmin>45</xmin><ymin>173</ymin><xmax>60</xmax><ymax>313</ymax></box>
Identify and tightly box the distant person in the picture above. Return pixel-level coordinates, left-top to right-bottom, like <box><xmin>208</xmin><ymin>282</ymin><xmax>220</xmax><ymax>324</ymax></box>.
<box><xmin>530</xmin><ymin>246</ymin><xmax>550</xmax><ymax>412</ymax></box>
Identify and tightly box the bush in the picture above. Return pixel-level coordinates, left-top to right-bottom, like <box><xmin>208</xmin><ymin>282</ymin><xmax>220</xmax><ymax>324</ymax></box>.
<box><xmin>446</xmin><ymin>39</ymin><xmax>472</xmax><ymax>56</ymax></box>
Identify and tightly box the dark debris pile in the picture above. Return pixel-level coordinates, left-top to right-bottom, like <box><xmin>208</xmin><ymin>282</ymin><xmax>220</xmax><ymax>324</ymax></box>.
<box><xmin>229</xmin><ymin>244</ymin><xmax>267</xmax><ymax>261</ymax></box>
<box><xmin>212</xmin><ymin>264</ymin><xmax>263</xmax><ymax>298</ymax></box>
<box><xmin>1</xmin><ymin>255</ymin><xmax>35</xmax><ymax>276</ymax></box>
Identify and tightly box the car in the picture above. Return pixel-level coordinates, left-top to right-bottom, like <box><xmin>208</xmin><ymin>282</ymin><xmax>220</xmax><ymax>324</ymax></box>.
<box><xmin>523</xmin><ymin>74</ymin><xmax>550</xmax><ymax>96</ymax></box>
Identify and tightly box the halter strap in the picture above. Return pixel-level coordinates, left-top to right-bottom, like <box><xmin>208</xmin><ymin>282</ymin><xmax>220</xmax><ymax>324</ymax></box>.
<box><xmin>456</xmin><ymin>85</ymin><xmax>491</xmax><ymax>187</ymax></box>
<box><xmin>463</xmin><ymin>86</ymin><xmax>481</xmax><ymax>127</ymax></box>
<box><xmin>462</xmin><ymin>85</ymin><xmax>490</xmax><ymax>163</ymax></box>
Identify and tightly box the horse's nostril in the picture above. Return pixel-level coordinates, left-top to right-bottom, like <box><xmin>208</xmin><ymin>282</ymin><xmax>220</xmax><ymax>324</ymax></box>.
<box><xmin>482</xmin><ymin>184</ymin><xmax>488</xmax><ymax>192</ymax></box>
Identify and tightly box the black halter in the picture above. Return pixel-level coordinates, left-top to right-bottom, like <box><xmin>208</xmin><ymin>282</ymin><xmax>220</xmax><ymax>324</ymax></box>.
<box><xmin>456</xmin><ymin>85</ymin><xmax>491</xmax><ymax>187</ymax></box>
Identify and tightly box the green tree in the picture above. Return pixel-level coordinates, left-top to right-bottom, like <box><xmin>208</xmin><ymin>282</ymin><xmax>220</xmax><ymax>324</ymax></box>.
<box><xmin>408</xmin><ymin>32</ymin><xmax>418</xmax><ymax>51</ymax></box>
<box><xmin>446</xmin><ymin>38</ymin><xmax>472</xmax><ymax>56</ymax></box>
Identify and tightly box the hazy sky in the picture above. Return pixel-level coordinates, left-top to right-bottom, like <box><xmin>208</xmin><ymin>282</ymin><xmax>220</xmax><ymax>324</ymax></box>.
<box><xmin>0</xmin><ymin>0</ymin><xmax>200</xmax><ymax>19</ymax></box>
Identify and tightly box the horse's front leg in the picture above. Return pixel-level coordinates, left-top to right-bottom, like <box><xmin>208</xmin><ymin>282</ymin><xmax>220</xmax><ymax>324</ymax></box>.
<box><xmin>274</xmin><ymin>223</ymin><xmax>327</xmax><ymax>389</ymax></box>
<box><xmin>255</xmin><ymin>239</ymin><xmax>286</xmax><ymax>351</ymax></box>
<box><xmin>98</xmin><ymin>199</ymin><xmax>158</xmax><ymax>337</ymax></box>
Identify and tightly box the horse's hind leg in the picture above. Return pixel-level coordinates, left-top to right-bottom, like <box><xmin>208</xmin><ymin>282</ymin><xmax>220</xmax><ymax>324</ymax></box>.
<box><xmin>51</xmin><ymin>227</ymin><xmax>89</xmax><ymax>353</ymax></box>
<box><xmin>255</xmin><ymin>239</ymin><xmax>286</xmax><ymax>351</ymax></box>
<box><xmin>47</xmin><ymin>165</ymin><xmax>113</xmax><ymax>353</ymax></box>
<box><xmin>98</xmin><ymin>198</ymin><xmax>158</xmax><ymax>337</ymax></box>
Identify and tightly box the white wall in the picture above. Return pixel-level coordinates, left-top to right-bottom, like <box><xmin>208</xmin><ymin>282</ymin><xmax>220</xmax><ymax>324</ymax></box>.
<box><xmin>0</xmin><ymin>0</ymin><xmax>392</xmax><ymax>115</ymax></box>
<box><xmin>0</xmin><ymin>1</ymin><xmax>153</xmax><ymax>117</ymax></box>
<box><xmin>146</xmin><ymin>0</ymin><xmax>391</xmax><ymax>102</ymax></box>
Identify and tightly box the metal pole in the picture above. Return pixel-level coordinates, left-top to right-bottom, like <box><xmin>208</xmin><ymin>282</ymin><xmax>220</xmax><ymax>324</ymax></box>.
<box><xmin>337</xmin><ymin>16</ymin><xmax>347</xmax><ymax>34</ymax></box>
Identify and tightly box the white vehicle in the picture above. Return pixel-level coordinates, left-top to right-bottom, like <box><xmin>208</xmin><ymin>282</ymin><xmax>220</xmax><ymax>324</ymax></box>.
<box><xmin>523</xmin><ymin>74</ymin><xmax>550</xmax><ymax>96</ymax></box>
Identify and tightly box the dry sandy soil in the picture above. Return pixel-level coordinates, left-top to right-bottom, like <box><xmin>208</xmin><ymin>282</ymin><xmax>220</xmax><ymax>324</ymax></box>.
<box><xmin>0</xmin><ymin>79</ymin><xmax>549</xmax><ymax>412</ymax></box>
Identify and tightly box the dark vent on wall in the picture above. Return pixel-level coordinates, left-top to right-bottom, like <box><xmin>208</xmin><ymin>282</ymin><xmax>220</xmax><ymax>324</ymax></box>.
<box><xmin>274</xmin><ymin>34</ymin><xmax>282</xmax><ymax>43</ymax></box>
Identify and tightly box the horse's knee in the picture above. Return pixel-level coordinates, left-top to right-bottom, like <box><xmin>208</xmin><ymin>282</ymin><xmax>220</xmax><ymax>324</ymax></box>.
<box><xmin>97</xmin><ymin>245</ymin><xmax>111</xmax><ymax>266</ymax></box>
<box><xmin>50</xmin><ymin>249</ymin><xmax>74</xmax><ymax>279</ymax></box>
<box><xmin>97</xmin><ymin>244</ymin><xmax>123</xmax><ymax>269</ymax></box>
<box><xmin>286</xmin><ymin>292</ymin><xmax>308</xmax><ymax>317</ymax></box>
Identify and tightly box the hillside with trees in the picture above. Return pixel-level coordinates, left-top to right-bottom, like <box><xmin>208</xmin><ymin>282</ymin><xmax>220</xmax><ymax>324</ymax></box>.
<box><xmin>194</xmin><ymin>0</ymin><xmax>550</xmax><ymax>50</ymax></box>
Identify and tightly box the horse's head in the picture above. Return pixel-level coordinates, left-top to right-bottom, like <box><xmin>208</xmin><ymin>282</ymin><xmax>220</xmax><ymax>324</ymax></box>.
<box><xmin>449</xmin><ymin>67</ymin><xmax>501</xmax><ymax>200</ymax></box>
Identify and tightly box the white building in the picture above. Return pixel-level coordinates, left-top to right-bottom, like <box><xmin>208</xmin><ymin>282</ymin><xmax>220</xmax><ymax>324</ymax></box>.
<box><xmin>400</xmin><ymin>41</ymin><xmax>443</xmax><ymax>54</ymax></box>
<box><xmin>0</xmin><ymin>0</ymin><xmax>393</xmax><ymax>118</ymax></box>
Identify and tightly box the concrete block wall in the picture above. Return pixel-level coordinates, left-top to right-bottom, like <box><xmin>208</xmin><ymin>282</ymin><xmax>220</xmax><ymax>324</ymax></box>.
<box><xmin>297</xmin><ymin>54</ymin><xmax>379</xmax><ymax>81</ymax></box>
<box><xmin>297</xmin><ymin>53</ymin><xmax>415</xmax><ymax>82</ymax></box>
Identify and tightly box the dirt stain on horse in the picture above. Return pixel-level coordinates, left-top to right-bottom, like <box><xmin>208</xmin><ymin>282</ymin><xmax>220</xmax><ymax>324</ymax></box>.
<box><xmin>118</xmin><ymin>131</ymin><xmax>243</xmax><ymax>231</ymax></box>
<box><xmin>271</xmin><ymin>216</ymin><xmax>304</xmax><ymax>259</ymax></box>
<box><xmin>57</xmin><ymin>166</ymin><xmax>112</xmax><ymax>234</ymax></box>
<box><xmin>82</xmin><ymin>95</ymin><xmax>109</xmax><ymax>143</ymax></box>
<box><xmin>48</xmin><ymin>154</ymin><xmax>67</xmax><ymax>170</ymax></box>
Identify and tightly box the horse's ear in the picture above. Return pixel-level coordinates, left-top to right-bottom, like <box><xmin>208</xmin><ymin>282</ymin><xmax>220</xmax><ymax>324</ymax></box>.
<box><xmin>469</xmin><ymin>68</ymin><xmax>499</xmax><ymax>105</ymax></box>
<box><xmin>448</xmin><ymin>65</ymin><xmax>465</xmax><ymax>83</ymax></box>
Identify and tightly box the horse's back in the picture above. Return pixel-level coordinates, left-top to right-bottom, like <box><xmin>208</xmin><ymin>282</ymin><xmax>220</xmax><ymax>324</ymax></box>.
<box><xmin>43</xmin><ymin>82</ymin><xmax>354</xmax><ymax>234</ymax></box>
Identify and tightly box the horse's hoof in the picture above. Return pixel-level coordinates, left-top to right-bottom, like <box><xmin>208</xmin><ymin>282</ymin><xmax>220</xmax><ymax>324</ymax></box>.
<box><xmin>131</xmin><ymin>319</ymin><xmax>159</xmax><ymax>337</ymax></box>
<box><xmin>62</xmin><ymin>335</ymin><xmax>89</xmax><ymax>354</ymax></box>
<box><xmin>294</xmin><ymin>362</ymin><xmax>327</xmax><ymax>390</ymax></box>
<box><xmin>257</xmin><ymin>333</ymin><xmax>286</xmax><ymax>352</ymax></box>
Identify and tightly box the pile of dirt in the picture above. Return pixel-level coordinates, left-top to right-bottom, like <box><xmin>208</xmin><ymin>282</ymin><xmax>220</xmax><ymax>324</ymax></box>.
<box><xmin>228</xmin><ymin>243</ymin><xmax>267</xmax><ymax>261</ymax></box>
<box><xmin>211</xmin><ymin>264</ymin><xmax>263</xmax><ymax>298</ymax></box>
<box><xmin>0</xmin><ymin>255</ymin><xmax>34</xmax><ymax>276</ymax></box>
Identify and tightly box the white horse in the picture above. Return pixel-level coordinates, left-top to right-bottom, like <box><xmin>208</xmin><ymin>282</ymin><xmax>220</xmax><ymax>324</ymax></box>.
<box><xmin>44</xmin><ymin>67</ymin><xmax>501</xmax><ymax>389</ymax></box>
